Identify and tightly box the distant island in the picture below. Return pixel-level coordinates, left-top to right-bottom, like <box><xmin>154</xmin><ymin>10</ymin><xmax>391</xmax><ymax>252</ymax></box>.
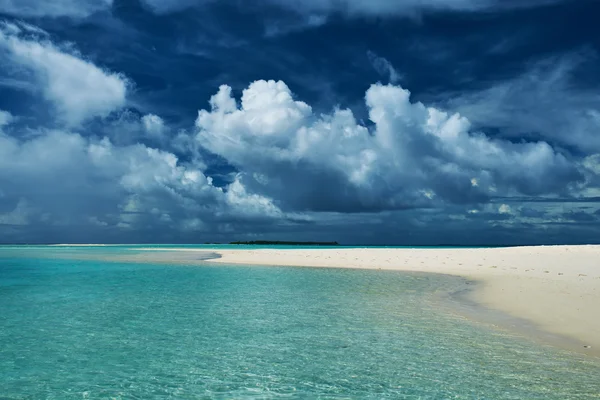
<box><xmin>230</xmin><ymin>241</ymin><xmax>340</xmax><ymax>246</ymax></box>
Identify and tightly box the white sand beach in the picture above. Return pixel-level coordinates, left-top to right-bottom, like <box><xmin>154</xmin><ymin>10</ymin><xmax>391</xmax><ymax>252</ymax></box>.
<box><xmin>144</xmin><ymin>245</ymin><xmax>600</xmax><ymax>354</ymax></box>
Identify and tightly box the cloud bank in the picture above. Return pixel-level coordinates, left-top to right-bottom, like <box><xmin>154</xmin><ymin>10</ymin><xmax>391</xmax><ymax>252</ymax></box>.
<box><xmin>196</xmin><ymin>80</ymin><xmax>580</xmax><ymax>213</ymax></box>
<box><xmin>0</xmin><ymin>122</ymin><xmax>285</xmax><ymax>241</ymax></box>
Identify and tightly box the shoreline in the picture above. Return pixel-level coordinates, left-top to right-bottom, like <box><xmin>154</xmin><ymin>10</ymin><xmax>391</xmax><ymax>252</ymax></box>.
<box><xmin>138</xmin><ymin>245</ymin><xmax>600</xmax><ymax>356</ymax></box>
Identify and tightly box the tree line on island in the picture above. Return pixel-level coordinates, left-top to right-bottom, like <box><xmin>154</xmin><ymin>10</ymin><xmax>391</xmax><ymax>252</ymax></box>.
<box><xmin>229</xmin><ymin>241</ymin><xmax>340</xmax><ymax>246</ymax></box>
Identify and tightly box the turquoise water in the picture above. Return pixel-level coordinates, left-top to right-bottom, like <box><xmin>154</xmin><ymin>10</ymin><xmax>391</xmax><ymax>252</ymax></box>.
<box><xmin>1</xmin><ymin>247</ymin><xmax>599</xmax><ymax>399</ymax></box>
<box><xmin>0</xmin><ymin>244</ymin><xmax>507</xmax><ymax>250</ymax></box>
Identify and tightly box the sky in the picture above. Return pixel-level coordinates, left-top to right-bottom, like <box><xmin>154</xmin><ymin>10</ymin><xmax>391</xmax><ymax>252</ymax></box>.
<box><xmin>0</xmin><ymin>0</ymin><xmax>599</xmax><ymax>245</ymax></box>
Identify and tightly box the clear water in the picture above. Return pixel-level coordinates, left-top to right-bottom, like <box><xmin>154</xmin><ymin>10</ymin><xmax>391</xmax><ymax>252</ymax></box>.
<box><xmin>1</xmin><ymin>247</ymin><xmax>599</xmax><ymax>399</ymax></box>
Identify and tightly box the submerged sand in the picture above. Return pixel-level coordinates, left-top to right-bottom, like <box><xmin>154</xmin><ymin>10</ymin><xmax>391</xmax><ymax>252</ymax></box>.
<box><xmin>139</xmin><ymin>245</ymin><xmax>600</xmax><ymax>355</ymax></box>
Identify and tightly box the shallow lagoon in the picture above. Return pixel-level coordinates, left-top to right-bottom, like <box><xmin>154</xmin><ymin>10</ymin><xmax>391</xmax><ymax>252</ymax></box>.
<box><xmin>1</xmin><ymin>247</ymin><xmax>599</xmax><ymax>399</ymax></box>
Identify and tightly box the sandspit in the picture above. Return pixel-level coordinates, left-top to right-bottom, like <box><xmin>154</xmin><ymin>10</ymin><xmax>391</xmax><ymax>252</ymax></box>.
<box><xmin>141</xmin><ymin>245</ymin><xmax>600</xmax><ymax>355</ymax></box>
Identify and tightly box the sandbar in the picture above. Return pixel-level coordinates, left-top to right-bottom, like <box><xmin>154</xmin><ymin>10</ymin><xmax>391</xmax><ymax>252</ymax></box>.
<box><xmin>140</xmin><ymin>245</ymin><xmax>600</xmax><ymax>355</ymax></box>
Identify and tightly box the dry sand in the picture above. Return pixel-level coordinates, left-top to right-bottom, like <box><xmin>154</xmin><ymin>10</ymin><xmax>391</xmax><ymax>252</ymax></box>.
<box><xmin>140</xmin><ymin>245</ymin><xmax>600</xmax><ymax>355</ymax></box>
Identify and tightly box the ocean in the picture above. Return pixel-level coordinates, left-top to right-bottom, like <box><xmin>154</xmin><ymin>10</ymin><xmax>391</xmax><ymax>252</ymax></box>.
<box><xmin>1</xmin><ymin>246</ymin><xmax>599</xmax><ymax>399</ymax></box>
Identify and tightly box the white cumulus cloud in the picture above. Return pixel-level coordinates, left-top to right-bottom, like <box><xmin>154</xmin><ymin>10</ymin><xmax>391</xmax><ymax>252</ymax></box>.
<box><xmin>0</xmin><ymin>109</ymin><xmax>13</xmax><ymax>126</ymax></box>
<box><xmin>0</xmin><ymin>121</ymin><xmax>287</xmax><ymax>240</ymax></box>
<box><xmin>498</xmin><ymin>204</ymin><xmax>512</xmax><ymax>214</ymax></box>
<box><xmin>142</xmin><ymin>114</ymin><xmax>167</xmax><ymax>139</ymax></box>
<box><xmin>196</xmin><ymin>79</ymin><xmax>580</xmax><ymax>212</ymax></box>
<box><xmin>0</xmin><ymin>25</ymin><xmax>128</xmax><ymax>125</ymax></box>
